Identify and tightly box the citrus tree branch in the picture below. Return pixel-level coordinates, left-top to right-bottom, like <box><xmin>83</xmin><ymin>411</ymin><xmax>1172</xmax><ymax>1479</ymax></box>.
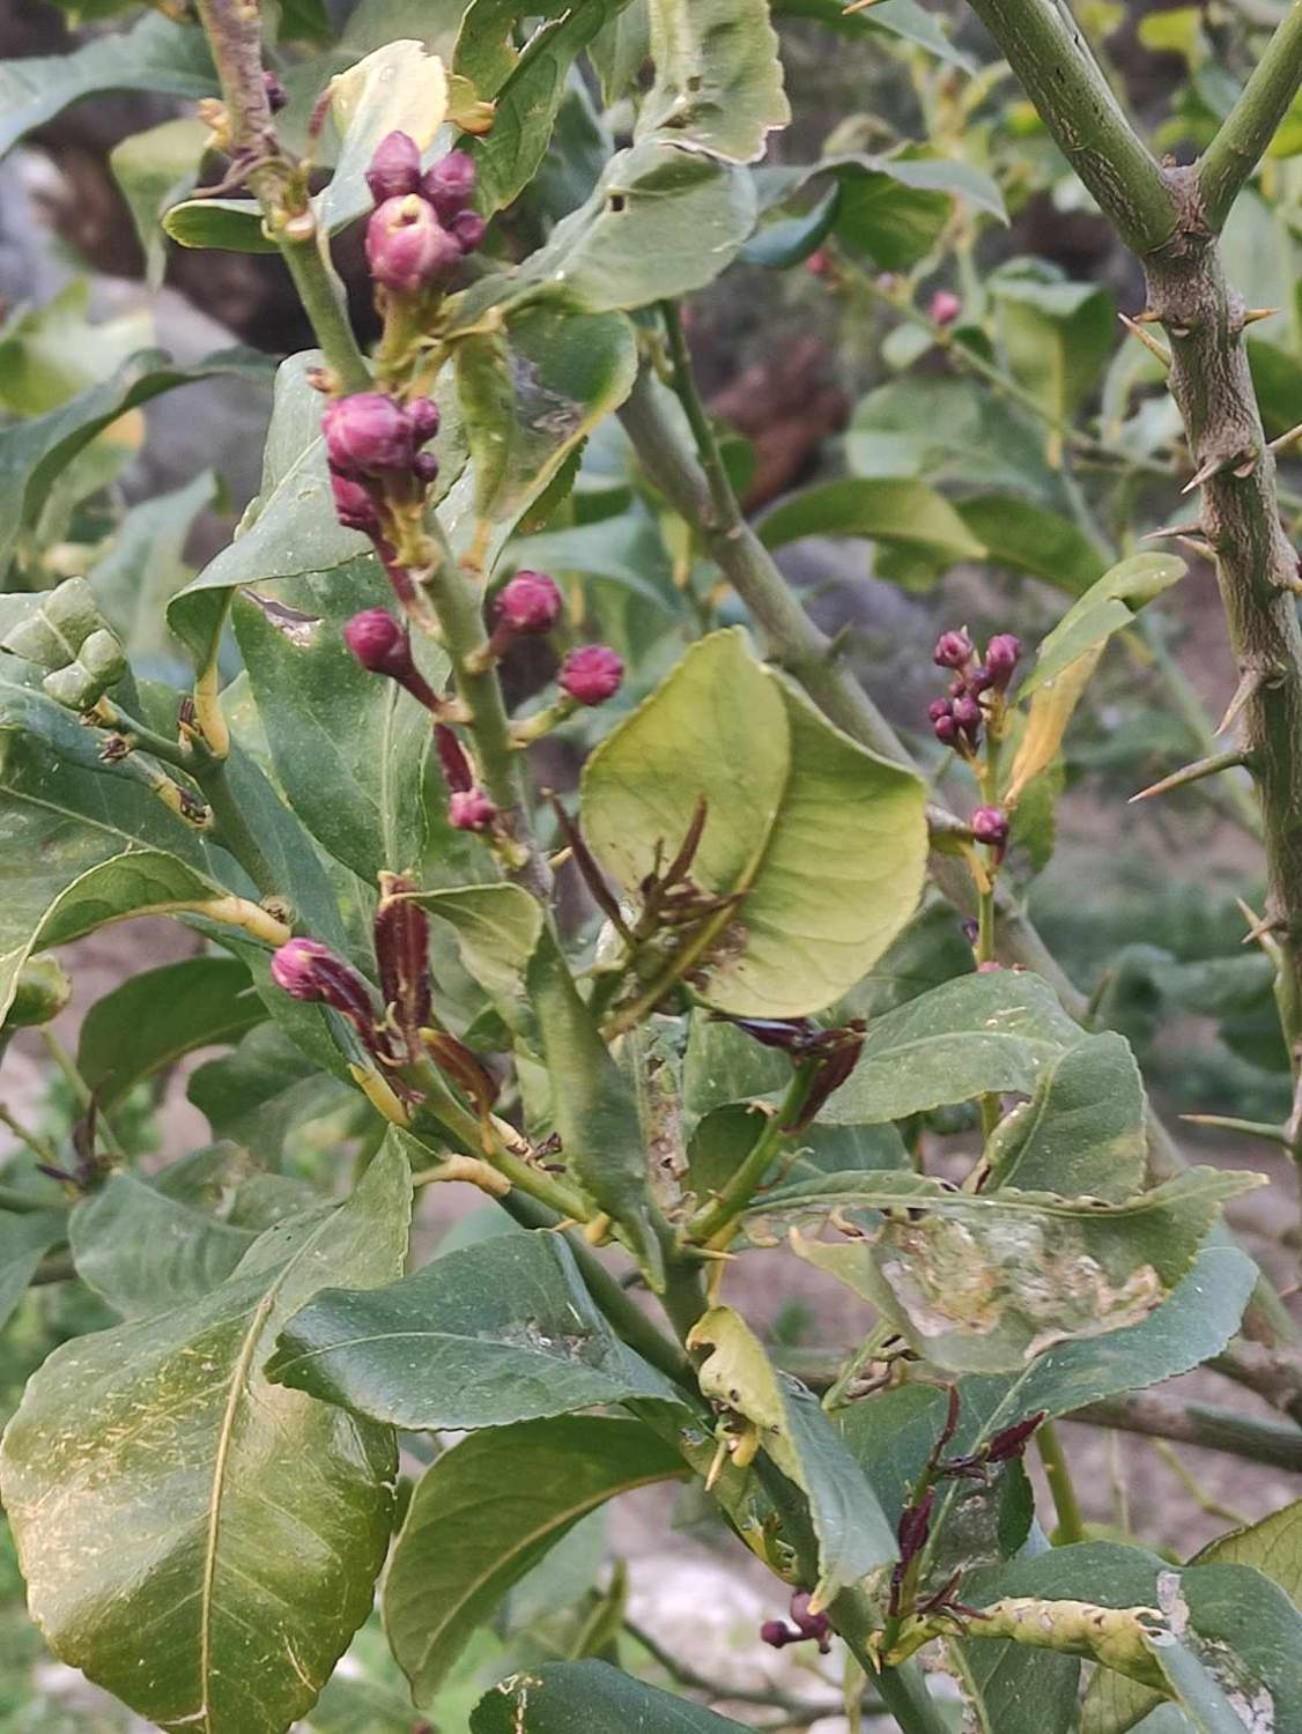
<box><xmin>1200</xmin><ymin>0</ymin><xmax>1302</xmax><ymax>230</ymax></box>
<box><xmin>963</xmin><ymin>0</ymin><xmax>1178</xmax><ymax>254</ymax></box>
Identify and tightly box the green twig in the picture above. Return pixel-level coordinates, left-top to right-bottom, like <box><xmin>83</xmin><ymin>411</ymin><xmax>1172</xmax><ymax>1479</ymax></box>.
<box><xmin>191</xmin><ymin>755</ymin><xmax>283</xmax><ymax>906</ymax></box>
<box><xmin>0</xmin><ymin>1105</ymin><xmax>60</xmax><ymax>1169</ymax></box>
<box><xmin>39</xmin><ymin>1030</ymin><xmax>123</xmax><ymax>1157</ymax></box>
<box><xmin>1200</xmin><ymin>0</ymin><xmax>1302</xmax><ymax>230</ymax></box>
<box><xmin>1036</xmin><ymin>1420</ymin><xmax>1087</xmax><ymax>1542</ymax></box>
<box><xmin>686</xmin><ymin>1069</ymin><xmax>817</xmax><ymax>1245</ymax></box>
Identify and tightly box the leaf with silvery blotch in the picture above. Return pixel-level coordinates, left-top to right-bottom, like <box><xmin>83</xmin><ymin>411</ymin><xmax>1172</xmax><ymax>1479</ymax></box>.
<box><xmin>784</xmin><ymin>1168</ymin><xmax>1262</xmax><ymax>1373</ymax></box>
<box><xmin>0</xmin><ymin>1144</ymin><xmax>412</xmax><ymax>1734</ymax></box>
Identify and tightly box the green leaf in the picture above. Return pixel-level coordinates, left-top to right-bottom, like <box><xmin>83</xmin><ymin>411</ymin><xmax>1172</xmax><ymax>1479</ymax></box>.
<box><xmin>0</xmin><ymin>1211</ymin><xmax>67</xmax><ymax>1333</ymax></box>
<box><xmin>831</xmin><ymin>163</ymin><xmax>962</xmax><ymax>268</ymax></box>
<box><xmin>162</xmin><ymin>197</ymin><xmax>278</xmax><ymax>255</ymax></box>
<box><xmin>445</xmin><ymin>139</ymin><xmax>757</xmax><ymax>328</ymax></box>
<box><xmin>581</xmin><ymin>629</ymin><xmax>928</xmax><ymax>1015</ymax></box>
<box><xmin>993</xmin><ymin>272</ymin><xmax>1116</xmax><ymax>437</ymax></box>
<box><xmin>0</xmin><ymin>346</ymin><xmax>271</xmax><ymax>581</ymax></box>
<box><xmin>472</xmin><ymin>1661</ymin><xmax>751</xmax><ymax>1731</ymax></box>
<box><xmin>950</xmin><ymin>1615</ymin><xmax>1081</xmax><ymax>1734</ymax></box>
<box><xmin>637</xmin><ymin>0</ymin><xmax>790</xmax><ymax>164</ymax></box>
<box><xmin>773</xmin><ymin>0</ymin><xmax>971</xmax><ymax>66</ymax></box>
<box><xmin>188</xmin><ymin>1023</ymin><xmax>355</xmax><ymax>1161</ymax></box>
<box><xmin>957</xmin><ymin>494</ymin><xmax>1108</xmax><ymax>593</ymax></box>
<box><xmin>847</xmin><ymin>376</ymin><xmax>1058</xmax><ymax>499</ymax></box>
<box><xmin>821</xmin><ymin>969</ymin><xmax>1085</xmax><ymax>1124</ymax></box>
<box><xmin>232</xmin><ymin>563</ymin><xmax>443</xmax><ymax>883</ymax></box>
<box><xmin>168</xmin><ymin>353</ymin><xmax>368</xmax><ymax>667</ymax></box>
<box><xmin>77</xmin><ymin>956</ymin><xmax>265</xmax><ymax>1107</ymax></box>
<box><xmin>525</xmin><ymin>934</ymin><xmax>664</xmax><ymax>1284</ymax></box>
<box><xmin>839</xmin><ymin>1246</ymin><xmax>1257</xmax><ymax>1517</ymax></box>
<box><xmin>451</xmin><ymin>304</ymin><xmax>638</xmax><ymax>574</ymax></box>
<box><xmin>788</xmin><ymin>1169</ymin><xmax>1260</xmax><ymax>1371</ymax></box>
<box><xmin>757</xmin><ymin>478</ymin><xmax>987</xmax><ymax>580</ymax></box>
<box><xmin>471</xmin><ymin>2</ymin><xmax>629</xmax><ymax>212</ymax></box>
<box><xmin>69</xmin><ymin>1173</ymin><xmax>257</xmax><ymax>1318</ymax></box>
<box><xmin>0</xmin><ymin>1145</ymin><xmax>412</xmax><ymax>1734</ymax></box>
<box><xmin>384</xmin><ymin>1417</ymin><xmax>684</xmax><ymax>1703</ymax></box>
<box><xmin>1247</xmin><ymin>339</ymin><xmax>1302</xmax><ymax>440</ymax></box>
<box><xmin>89</xmin><ymin>469</ymin><xmax>218</xmax><ymax>661</ymax></box>
<box><xmin>109</xmin><ymin>116</ymin><xmax>208</xmax><ymax>288</ymax></box>
<box><xmin>267</xmin><ymin>1228</ymin><xmax>674</xmax><ymax>1428</ymax></box>
<box><xmin>1021</xmin><ymin>553</ymin><xmax>1189</xmax><ymax>698</ymax></box>
<box><xmin>985</xmin><ymin>1031</ymin><xmax>1146</xmax><ymax>1202</ymax></box>
<box><xmin>1084</xmin><ymin>1498</ymin><xmax>1302</xmax><ymax>1733</ymax></box>
<box><xmin>407</xmin><ymin>883</ymin><xmax>543</xmax><ymax>1025</ymax></box>
<box><xmin>0</xmin><ymin>13</ymin><xmax>216</xmax><ymax>160</ymax></box>
<box><xmin>688</xmin><ymin>1305</ymin><xmax>896</xmax><ymax>1603</ymax></box>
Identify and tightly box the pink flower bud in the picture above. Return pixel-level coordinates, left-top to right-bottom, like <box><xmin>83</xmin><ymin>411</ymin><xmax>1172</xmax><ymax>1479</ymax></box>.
<box><xmin>366</xmin><ymin>194</ymin><xmax>461</xmax><ymax>294</ymax></box>
<box><xmin>560</xmin><ymin>644</ymin><xmax>623</xmax><ymax>706</ymax></box>
<box><xmin>933</xmin><ymin>711</ymin><xmax>959</xmax><ymax>746</ymax></box>
<box><xmin>498</xmin><ymin>570</ymin><xmax>562</xmax><ymax>635</ymax></box>
<box><xmin>930</xmin><ymin>289</ymin><xmax>961</xmax><ymax>326</ymax></box>
<box><xmin>984</xmin><ymin>633</ymin><xmax>1022</xmax><ymax>689</ymax></box>
<box><xmin>927</xmin><ymin>697</ymin><xmax>952</xmax><ymax>724</ymax></box>
<box><xmin>760</xmin><ymin>1620</ymin><xmax>793</xmax><ymax>1650</ymax></box>
<box><xmin>422</xmin><ymin>150</ymin><xmax>477</xmax><ymax>220</ymax></box>
<box><xmin>451</xmin><ymin>209</ymin><xmax>487</xmax><ymax>253</ymax></box>
<box><xmin>967</xmin><ymin>664</ymin><xmax>994</xmax><ymax>695</ymax></box>
<box><xmin>407</xmin><ymin>397</ymin><xmax>440</xmax><ymax>443</ymax></box>
<box><xmin>365</xmin><ymin>130</ymin><xmax>423</xmax><ymax>203</ymax></box>
<box><xmin>449</xmin><ymin>787</ymin><xmax>498</xmax><ymax>831</ymax></box>
<box><xmin>933</xmin><ymin>628</ymin><xmax>973</xmax><ymax>669</ymax></box>
<box><xmin>412</xmin><ymin>450</ymin><xmax>439</xmax><ymax>486</ymax></box>
<box><xmin>971</xmin><ymin>806</ymin><xmax>1009</xmax><ymax>848</ymax></box>
<box><xmin>344</xmin><ymin>609</ymin><xmax>440</xmax><ymax>711</ymax></box>
<box><xmin>952</xmin><ymin>693</ymin><xmax>982</xmax><ymax>733</ymax></box>
<box><xmin>330</xmin><ymin>470</ymin><xmax>382</xmax><ymax>534</ymax></box>
<box><xmin>323</xmin><ymin>393</ymin><xmax>416</xmax><ymax>478</ymax></box>
<box><xmin>270</xmin><ymin>938</ymin><xmax>379</xmax><ymax>1037</ymax></box>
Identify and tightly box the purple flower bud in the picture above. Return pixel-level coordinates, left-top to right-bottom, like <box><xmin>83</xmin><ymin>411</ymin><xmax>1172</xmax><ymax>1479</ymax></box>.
<box><xmin>927</xmin><ymin>697</ymin><xmax>952</xmax><ymax>724</ymax></box>
<box><xmin>933</xmin><ymin>711</ymin><xmax>959</xmax><ymax>746</ymax></box>
<box><xmin>344</xmin><ymin>609</ymin><xmax>441</xmax><ymax>711</ymax></box>
<box><xmin>263</xmin><ymin>70</ymin><xmax>288</xmax><ymax>114</ymax></box>
<box><xmin>971</xmin><ymin>805</ymin><xmax>1009</xmax><ymax>848</ymax></box>
<box><xmin>560</xmin><ymin>644</ymin><xmax>624</xmax><ymax>706</ymax></box>
<box><xmin>407</xmin><ymin>397</ymin><xmax>441</xmax><ymax>444</ymax></box>
<box><xmin>984</xmin><ymin>633</ymin><xmax>1022</xmax><ymax>689</ymax></box>
<box><xmin>412</xmin><ymin>450</ymin><xmax>440</xmax><ymax>486</ymax></box>
<box><xmin>952</xmin><ymin>693</ymin><xmax>982</xmax><ymax>733</ymax></box>
<box><xmin>498</xmin><ymin>570</ymin><xmax>562</xmax><ymax>635</ymax></box>
<box><xmin>330</xmin><ymin>470</ymin><xmax>382</xmax><ymax>534</ymax></box>
<box><xmin>270</xmin><ymin>938</ymin><xmax>379</xmax><ymax>1039</ymax></box>
<box><xmin>967</xmin><ymin>664</ymin><xmax>994</xmax><ymax>695</ymax></box>
<box><xmin>422</xmin><ymin>150</ymin><xmax>477</xmax><ymax>220</ymax></box>
<box><xmin>365</xmin><ymin>130</ymin><xmax>423</xmax><ymax>203</ymax></box>
<box><xmin>896</xmin><ymin>1488</ymin><xmax>934</xmax><ymax>1567</ymax></box>
<box><xmin>451</xmin><ymin>209</ymin><xmax>487</xmax><ymax>253</ymax></box>
<box><xmin>435</xmin><ymin>723</ymin><xmax>474</xmax><ymax>794</ymax></box>
<box><xmin>789</xmin><ymin>1592</ymin><xmax>832</xmax><ymax>1653</ymax></box>
<box><xmin>930</xmin><ymin>289</ymin><xmax>961</xmax><ymax>327</ymax></box>
<box><xmin>323</xmin><ymin>393</ymin><xmax>416</xmax><ymax>478</ymax></box>
<box><xmin>366</xmin><ymin>194</ymin><xmax>461</xmax><ymax>295</ymax></box>
<box><xmin>449</xmin><ymin>787</ymin><xmax>498</xmax><ymax>832</ymax></box>
<box><xmin>933</xmin><ymin>629</ymin><xmax>974</xmax><ymax>669</ymax></box>
<box><xmin>760</xmin><ymin>1620</ymin><xmax>793</xmax><ymax>1650</ymax></box>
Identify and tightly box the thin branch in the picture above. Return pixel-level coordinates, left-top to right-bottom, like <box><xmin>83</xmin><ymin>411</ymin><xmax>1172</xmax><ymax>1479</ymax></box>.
<box><xmin>1071</xmin><ymin>1393</ymin><xmax>1302</xmax><ymax>1472</ymax></box>
<box><xmin>1200</xmin><ymin>0</ymin><xmax>1302</xmax><ymax>230</ymax></box>
<box><xmin>963</xmin><ymin>0</ymin><xmax>1177</xmax><ymax>255</ymax></box>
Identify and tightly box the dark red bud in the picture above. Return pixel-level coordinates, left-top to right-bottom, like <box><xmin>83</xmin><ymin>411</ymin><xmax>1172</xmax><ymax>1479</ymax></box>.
<box><xmin>330</xmin><ymin>469</ymin><xmax>382</xmax><ymax>535</ymax></box>
<box><xmin>366</xmin><ymin>194</ymin><xmax>461</xmax><ymax>294</ymax></box>
<box><xmin>927</xmin><ymin>697</ymin><xmax>952</xmax><ymax>724</ymax></box>
<box><xmin>449</xmin><ymin>787</ymin><xmax>498</xmax><ymax>831</ymax></box>
<box><xmin>560</xmin><ymin>644</ymin><xmax>624</xmax><ymax>706</ymax></box>
<box><xmin>435</xmin><ymin>723</ymin><xmax>474</xmax><ymax>793</ymax></box>
<box><xmin>984</xmin><ymin>633</ymin><xmax>1022</xmax><ymax>689</ymax></box>
<box><xmin>365</xmin><ymin>130</ymin><xmax>423</xmax><ymax>203</ymax></box>
<box><xmin>270</xmin><ymin>938</ymin><xmax>381</xmax><ymax>1047</ymax></box>
<box><xmin>412</xmin><ymin>450</ymin><xmax>439</xmax><ymax>486</ymax></box>
<box><xmin>984</xmin><ymin>1411</ymin><xmax>1046</xmax><ymax>1463</ymax></box>
<box><xmin>933</xmin><ymin>629</ymin><xmax>974</xmax><ymax>669</ymax></box>
<box><xmin>930</xmin><ymin>289</ymin><xmax>961</xmax><ymax>327</ymax></box>
<box><xmin>789</xmin><ymin>1592</ymin><xmax>831</xmax><ymax>1649</ymax></box>
<box><xmin>760</xmin><ymin>1620</ymin><xmax>794</xmax><ymax>1650</ymax></box>
<box><xmin>374</xmin><ymin>871</ymin><xmax>432</xmax><ymax>1041</ymax></box>
<box><xmin>933</xmin><ymin>712</ymin><xmax>959</xmax><ymax>746</ymax></box>
<box><xmin>323</xmin><ymin>393</ymin><xmax>416</xmax><ymax>478</ymax></box>
<box><xmin>263</xmin><ymin>70</ymin><xmax>288</xmax><ymax>113</ymax></box>
<box><xmin>971</xmin><ymin>805</ymin><xmax>1009</xmax><ymax>848</ymax></box>
<box><xmin>422</xmin><ymin>149</ymin><xmax>477</xmax><ymax>220</ymax></box>
<box><xmin>896</xmin><ymin>1488</ymin><xmax>934</xmax><ymax>1566</ymax></box>
<box><xmin>497</xmin><ymin>570</ymin><xmax>562</xmax><ymax>635</ymax></box>
<box><xmin>967</xmin><ymin>664</ymin><xmax>994</xmax><ymax>695</ymax></box>
<box><xmin>407</xmin><ymin>396</ymin><xmax>440</xmax><ymax>443</ymax></box>
<box><xmin>451</xmin><ymin>209</ymin><xmax>487</xmax><ymax>253</ymax></box>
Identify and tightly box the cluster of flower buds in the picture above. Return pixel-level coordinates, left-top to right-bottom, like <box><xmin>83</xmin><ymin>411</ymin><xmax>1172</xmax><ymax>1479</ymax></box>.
<box><xmin>1</xmin><ymin>578</ymin><xmax>127</xmax><ymax>711</ymax></box>
<box><xmin>364</xmin><ymin>132</ymin><xmax>485</xmax><ymax>297</ymax></box>
<box><xmin>760</xmin><ymin>1592</ymin><xmax>832</xmax><ymax>1655</ymax></box>
<box><xmin>970</xmin><ymin>803</ymin><xmax>1010</xmax><ymax>863</ymax></box>
<box><xmin>927</xmin><ymin>628</ymin><xmax>1020</xmax><ymax>754</ymax></box>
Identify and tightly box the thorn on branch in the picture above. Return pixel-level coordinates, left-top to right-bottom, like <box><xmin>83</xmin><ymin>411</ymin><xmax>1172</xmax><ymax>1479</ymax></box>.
<box><xmin>1129</xmin><ymin>749</ymin><xmax>1251</xmax><ymax>804</ymax></box>
<box><xmin>1266</xmin><ymin>422</ymin><xmax>1302</xmax><ymax>455</ymax></box>
<box><xmin>1216</xmin><ymin>667</ymin><xmax>1265</xmax><ymax>736</ymax></box>
<box><xmin>1119</xmin><ymin>313</ymin><xmax>1171</xmax><ymax>368</ymax></box>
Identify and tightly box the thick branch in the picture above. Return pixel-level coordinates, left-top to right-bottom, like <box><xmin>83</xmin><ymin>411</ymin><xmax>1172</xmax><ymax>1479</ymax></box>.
<box><xmin>1200</xmin><ymin>0</ymin><xmax>1302</xmax><ymax>230</ymax></box>
<box><xmin>963</xmin><ymin>0</ymin><xmax>1177</xmax><ymax>254</ymax></box>
<box><xmin>1072</xmin><ymin>1393</ymin><xmax>1302</xmax><ymax>1472</ymax></box>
